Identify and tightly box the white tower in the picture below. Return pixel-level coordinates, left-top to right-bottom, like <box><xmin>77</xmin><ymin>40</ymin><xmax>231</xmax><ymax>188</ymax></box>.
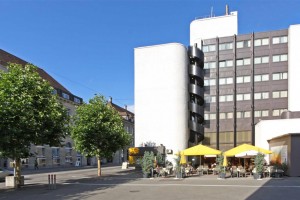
<box><xmin>134</xmin><ymin>43</ymin><xmax>189</xmax><ymax>159</ymax></box>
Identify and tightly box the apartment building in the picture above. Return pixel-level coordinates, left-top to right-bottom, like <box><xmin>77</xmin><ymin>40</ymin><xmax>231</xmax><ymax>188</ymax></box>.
<box><xmin>107</xmin><ymin>97</ymin><xmax>135</xmax><ymax>164</ymax></box>
<box><xmin>0</xmin><ymin>49</ymin><xmax>87</xmax><ymax>169</ymax></box>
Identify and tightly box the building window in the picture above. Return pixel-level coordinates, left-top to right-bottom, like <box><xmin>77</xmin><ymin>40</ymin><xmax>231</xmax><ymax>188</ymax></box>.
<box><xmin>52</xmin><ymin>89</ymin><xmax>57</xmax><ymax>95</ymax></box>
<box><xmin>262</xmin><ymin>74</ymin><xmax>269</xmax><ymax>81</ymax></box>
<box><xmin>254</xmin><ymin>56</ymin><xmax>269</xmax><ymax>64</ymax></box>
<box><xmin>204</xmin><ymin>62</ymin><xmax>216</xmax><ymax>69</ymax></box>
<box><xmin>244</xmin><ymin>94</ymin><xmax>251</xmax><ymax>100</ymax></box>
<box><xmin>219</xmin><ymin>96</ymin><xmax>226</xmax><ymax>102</ymax></box>
<box><xmin>74</xmin><ymin>97</ymin><xmax>81</xmax><ymax>103</ymax></box>
<box><xmin>255</xmin><ymin>110</ymin><xmax>269</xmax><ymax>117</ymax></box>
<box><xmin>272</xmin><ymin>54</ymin><xmax>288</xmax><ymax>62</ymax></box>
<box><xmin>219</xmin><ymin>77</ymin><xmax>233</xmax><ymax>85</ymax></box>
<box><xmin>226</xmin><ymin>95</ymin><xmax>233</xmax><ymax>101</ymax></box>
<box><xmin>220</xmin><ymin>113</ymin><xmax>226</xmax><ymax>119</ymax></box>
<box><xmin>52</xmin><ymin>147</ymin><xmax>60</xmax><ymax>157</ymax></box>
<box><xmin>272</xmin><ymin>108</ymin><xmax>287</xmax><ymax>116</ymax></box>
<box><xmin>219</xmin><ymin>95</ymin><xmax>233</xmax><ymax>102</ymax></box>
<box><xmin>262</xmin><ymin>92</ymin><xmax>269</xmax><ymax>99</ymax></box>
<box><xmin>210</xmin><ymin>113</ymin><xmax>216</xmax><ymax>120</ymax></box>
<box><xmin>204</xmin><ymin>113</ymin><xmax>209</xmax><ymax>120</ymax></box>
<box><xmin>254</xmin><ymin>75</ymin><xmax>261</xmax><ymax>82</ymax></box>
<box><xmin>219</xmin><ymin>42</ymin><xmax>233</xmax><ymax>51</ymax></box>
<box><xmin>254</xmin><ymin>74</ymin><xmax>269</xmax><ymax>82</ymax></box>
<box><xmin>204</xmin><ymin>79</ymin><xmax>216</xmax><ymax>86</ymax></box>
<box><xmin>244</xmin><ymin>111</ymin><xmax>251</xmax><ymax>118</ymax></box>
<box><xmin>219</xmin><ymin>60</ymin><xmax>233</xmax><ymax>68</ymax></box>
<box><xmin>237</xmin><ymin>93</ymin><xmax>251</xmax><ymax>101</ymax></box>
<box><xmin>204</xmin><ymin>95</ymin><xmax>216</xmax><ymax>103</ymax></box>
<box><xmin>236</xmin><ymin>76</ymin><xmax>251</xmax><ymax>83</ymax></box>
<box><xmin>272</xmin><ymin>90</ymin><xmax>288</xmax><ymax>98</ymax></box>
<box><xmin>255</xmin><ymin>92</ymin><xmax>269</xmax><ymax>100</ymax></box>
<box><xmin>237</xmin><ymin>111</ymin><xmax>251</xmax><ymax>118</ymax></box>
<box><xmin>202</xmin><ymin>44</ymin><xmax>216</xmax><ymax>52</ymax></box>
<box><xmin>272</xmin><ymin>36</ymin><xmax>288</xmax><ymax>44</ymax></box>
<box><xmin>236</xmin><ymin>58</ymin><xmax>251</xmax><ymax>66</ymax></box>
<box><xmin>254</xmin><ymin>38</ymin><xmax>269</xmax><ymax>46</ymax></box>
<box><xmin>227</xmin><ymin>112</ymin><xmax>233</xmax><ymax>119</ymax></box>
<box><xmin>262</xmin><ymin>110</ymin><xmax>269</xmax><ymax>117</ymax></box>
<box><xmin>62</xmin><ymin>92</ymin><xmax>70</xmax><ymax>100</ymax></box>
<box><xmin>236</xmin><ymin>40</ymin><xmax>251</xmax><ymax>48</ymax></box>
<box><xmin>211</xmin><ymin>96</ymin><xmax>216</xmax><ymax>102</ymax></box>
<box><xmin>36</xmin><ymin>146</ymin><xmax>45</xmax><ymax>157</ymax></box>
<box><xmin>236</xmin><ymin>76</ymin><xmax>251</xmax><ymax>84</ymax></box>
<box><xmin>272</xmin><ymin>72</ymin><xmax>288</xmax><ymax>80</ymax></box>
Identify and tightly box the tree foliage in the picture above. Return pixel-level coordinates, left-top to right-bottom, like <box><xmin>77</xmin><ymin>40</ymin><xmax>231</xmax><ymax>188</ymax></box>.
<box><xmin>141</xmin><ymin>151</ymin><xmax>155</xmax><ymax>174</ymax></box>
<box><xmin>0</xmin><ymin>63</ymin><xmax>69</xmax><ymax>159</ymax></box>
<box><xmin>0</xmin><ymin>63</ymin><xmax>69</xmax><ymax>187</ymax></box>
<box><xmin>71</xmin><ymin>95</ymin><xmax>131</xmax><ymax>175</ymax></box>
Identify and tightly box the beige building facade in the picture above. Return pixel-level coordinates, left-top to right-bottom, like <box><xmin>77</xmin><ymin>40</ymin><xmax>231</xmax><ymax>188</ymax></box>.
<box><xmin>0</xmin><ymin>49</ymin><xmax>95</xmax><ymax>169</ymax></box>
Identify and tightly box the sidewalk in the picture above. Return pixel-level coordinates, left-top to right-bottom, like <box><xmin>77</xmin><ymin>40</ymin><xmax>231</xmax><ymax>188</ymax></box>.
<box><xmin>20</xmin><ymin>162</ymin><xmax>120</xmax><ymax>175</ymax></box>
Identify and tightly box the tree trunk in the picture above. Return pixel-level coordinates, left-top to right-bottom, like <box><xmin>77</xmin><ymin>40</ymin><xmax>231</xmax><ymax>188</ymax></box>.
<box><xmin>97</xmin><ymin>157</ymin><xmax>101</xmax><ymax>176</ymax></box>
<box><xmin>15</xmin><ymin>158</ymin><xmax>21</xmax><ymax>188</ymax></box>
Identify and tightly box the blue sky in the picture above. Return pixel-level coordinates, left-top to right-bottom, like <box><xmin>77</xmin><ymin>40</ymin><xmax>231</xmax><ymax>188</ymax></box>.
<box><xmin>1</xmin><ymin>0</ymin><xmax>300</xmax><ymax>111</ymax></box>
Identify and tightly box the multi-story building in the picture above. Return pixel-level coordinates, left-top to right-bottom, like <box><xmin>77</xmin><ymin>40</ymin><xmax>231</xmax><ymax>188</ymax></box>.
<box><xmin>107</xmin><ymin>97</ymin><xmax>135</xmax><ymax>164</ymax></box>
<box><xmin>0</xmin><ymin>49</ymin><xmax>89</xmax><ymax>169</ymax></box>
<box><xmin>190</xmin><ymin>10</ymin><xmax>300</xmax><ymax>152</ymax></box>
<box><xmin>134</xmin><ymin>8</ymin><xmax>300</xmax><ymax>167</ymax></box>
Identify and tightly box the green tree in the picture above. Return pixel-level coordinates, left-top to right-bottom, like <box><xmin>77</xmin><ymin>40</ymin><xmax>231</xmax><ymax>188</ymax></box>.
<box><xmin>0</xmin><ymin>63</ymin><xmax>69</xmax><ymax>186</ymax></box>
<box><xmin>156</xmin><ymin>152</ymin><xmax>164</xmax><ymax>166</ymax></box>
<box><xmin>140</xmin><ymin>151</ymin><xmax>155</xmax><ymax>176</ymax></box>
<box><xmin>71</xmin><ymin>95</ymin><xmax>131</xmax><ymax>176</ymax></box>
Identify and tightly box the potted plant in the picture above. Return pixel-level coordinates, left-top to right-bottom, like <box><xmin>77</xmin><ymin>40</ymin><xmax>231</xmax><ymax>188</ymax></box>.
<box><xmin>216</xmin><ymin>154</ymin><xmax>226</xmax><ymax>179</ymax></box>
<box><xmin>253</xmin><ymin>153</ymin><xmax>264</xmax><ymax>179</ymax></box>
<box><xmin>156</xmin><ymin>152</ymin><xmax>164</xmax><ymax>167</ymax></box>
<box><xmin>140</xmin><ymin>151</ymin><xmax>154</xmax><ymax>178</ymax></box>
<box><xmin>174</xmin><ymin>153</ymin><xmax>183</xmax><ymax>178</ymax></box>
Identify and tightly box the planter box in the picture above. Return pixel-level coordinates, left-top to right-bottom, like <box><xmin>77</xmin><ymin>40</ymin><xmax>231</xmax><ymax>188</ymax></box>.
<box><xmin>218</xmin><ymin>172</ymin><xmax>226</xmax><ymax>179</ymax></box>
<box><xmin>143</xmin><ymin>173</ymin><xmax>150</xmax><ymax>178</ymax></box>
<box><xmin>5</xmin><ymin>176</ymin><xmax>24</xmax><ymax>187</ymax></box>
<box><xmin>253</xmin><ymin>173</ymin><xmax>262</xmax><ymax>180</ymax></box>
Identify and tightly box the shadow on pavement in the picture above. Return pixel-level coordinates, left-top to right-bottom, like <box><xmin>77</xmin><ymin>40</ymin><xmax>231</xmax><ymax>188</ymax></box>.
<box><xmin>0</xmin><ymin>167</ymin><xmax>143</xmax><ymax>200</ymax></box>
<box><xmin>246</xmin><ymin>176</ymin><xmax>300</xmax><ymax>200</ymax></box>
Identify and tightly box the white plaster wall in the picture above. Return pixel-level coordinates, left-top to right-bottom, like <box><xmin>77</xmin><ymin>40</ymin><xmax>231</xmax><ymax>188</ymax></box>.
<box><xmin>134</xmin><ymin>43</ymin><xmax>189</xmax><ymax>159</ymax></box>
<box><xmin>288</xmin><ymin>24</ymin><xmax>300</xmax><ymax>112</ymax></box>
<box><xmin>190</xmin><ymin>11</ymin><xmax>238</xmax><ymax>47</ymax></box>
<box><xmin>255</xmin><ymin>118</ymin><xmax>300</xmax><ymax>162</ymax></box>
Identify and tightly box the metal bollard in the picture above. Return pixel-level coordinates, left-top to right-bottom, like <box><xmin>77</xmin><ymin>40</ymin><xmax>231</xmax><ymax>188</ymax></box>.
<box><xmin>48</xmin><ymin>174</ymin><xmax>51</xmax><ymax>189</ymax></box>
<box><xmin>48</xmin><ymin>174</ymin><xmax>56</xmax><ymax>189</ymax></box>
<box><xmin>54</xmin><ymin>174</ymin><xmax>56</xmax><ymax>189</ymax></box>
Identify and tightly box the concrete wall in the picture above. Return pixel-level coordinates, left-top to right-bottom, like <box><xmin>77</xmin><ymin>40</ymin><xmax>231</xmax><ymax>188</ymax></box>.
<box><xmin>290</xmin><ymin>135</ymin><xmax>300</xmax><ymax>176</ymax></box>
<box><xmin>190</xmin><ymin>11</ymin><xmax>238</xmax><ymax>47</ymax></box>
<box><xmin>255</xmin><ymin>118</ymin><xmax>300</xmax><ymax>163</ymax></box>
<box><xmin>134</xmin><ymin>43</ymin><xmax>189</xmax><ymax>161</ymax></box>
<box><xmin>269</xmin><ymin>134</ymin><xmax>300</xmax><ymax>176</ymax></box>
<box><xmin>288</xmin><ymin>24</ymin><xmax>300</xmax><ymax>112</ymax></box>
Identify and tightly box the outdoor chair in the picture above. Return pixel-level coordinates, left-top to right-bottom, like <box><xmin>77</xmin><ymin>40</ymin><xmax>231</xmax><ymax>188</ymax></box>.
<box><xmin>264</xmin><ymin>166</ymin><xmax>271</xmax><ymax>177</ymax></box>
<box><xmin>158</xmin><ymin>168</ymin><xmax>167</xmax><ymax>177</ymax></box>
<box><xmin>213</xmin><ymin>166</ymin><xmax>220</xmax><ymax>175</ymax></box>
<box><xmin>231</xmin><ymin>166</ymin><xmax>238</xmax><ymax>178</ymax></box>
<box><xmin>196</xmin><ymin>165</ymin><xmax>204</xmax><ymax>175</ymax></box>
<box><xmin>239</xmin><ymin>168</ymin><xmax>246</xmax><ymax>177</ymax></box>
<box><xmin>203</xmin><ymin>165</ymin><xmax>209</xmax><ymax>175</ymax></box>
<box><xmin>246</xmin><ymin>165</ymin><xmax>253</xmax><ymax>177</ymax></box>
